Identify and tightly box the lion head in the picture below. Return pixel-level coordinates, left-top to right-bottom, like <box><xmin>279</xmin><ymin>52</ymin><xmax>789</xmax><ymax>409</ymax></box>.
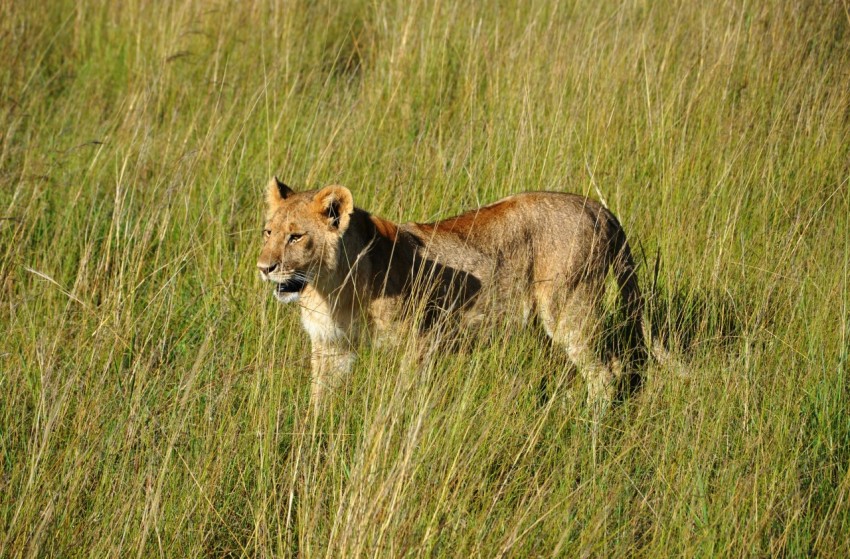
<box><xmin>257</xmin><ymin>177</ymin><xmax>354</xmax><ymax>302</ymax></box>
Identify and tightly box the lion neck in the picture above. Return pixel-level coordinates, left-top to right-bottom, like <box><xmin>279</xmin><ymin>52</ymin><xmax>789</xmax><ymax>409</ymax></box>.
<box><xmin>306</xmin><ymin>209</ymin><xmax>415</xmax><ymax>309</ymax></box>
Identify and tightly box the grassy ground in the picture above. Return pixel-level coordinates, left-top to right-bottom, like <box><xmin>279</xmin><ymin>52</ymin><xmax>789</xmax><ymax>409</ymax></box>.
<box><xmin>2</xmin><ymin>0</ymin><xmax>849</xmax><ymax>556</ymax></box>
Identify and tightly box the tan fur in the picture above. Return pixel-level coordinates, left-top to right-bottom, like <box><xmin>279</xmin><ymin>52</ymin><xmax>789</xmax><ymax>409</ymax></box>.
<box><xmin>258</xmin><ymin>177</ymin><xmax>644</xmax><ymax>408</ymax></box>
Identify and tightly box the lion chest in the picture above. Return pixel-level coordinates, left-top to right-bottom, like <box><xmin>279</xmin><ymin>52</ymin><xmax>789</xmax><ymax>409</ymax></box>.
<box><xmin>299</xmin><ymin>291</ymin><xmax>356</xmax><ymax>345</ymax></box>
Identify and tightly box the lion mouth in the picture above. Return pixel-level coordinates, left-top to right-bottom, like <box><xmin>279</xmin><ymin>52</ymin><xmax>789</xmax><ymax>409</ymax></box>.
<box><xmin>269</xmin><ymin>274</ymin><xmax>309</xmax><ymax>303</ymax></box>
<box><xmin>275</xmin><ymin>277</ymin><xmax>307</xmax><ymax>294</ymax></box>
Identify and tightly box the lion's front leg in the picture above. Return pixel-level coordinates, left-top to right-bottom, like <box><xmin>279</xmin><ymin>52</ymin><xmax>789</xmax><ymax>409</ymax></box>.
<box><xmin>309</xmin><ymin>340</ymin><xmax>355</xmax><ymax>408</ymax></box>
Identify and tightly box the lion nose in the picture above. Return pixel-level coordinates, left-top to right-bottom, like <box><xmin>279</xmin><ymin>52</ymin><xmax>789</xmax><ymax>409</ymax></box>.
<box><xmin>257</xmin><ymin>262</ymin><xmax>278</xmax><ymax>275</ymax></box>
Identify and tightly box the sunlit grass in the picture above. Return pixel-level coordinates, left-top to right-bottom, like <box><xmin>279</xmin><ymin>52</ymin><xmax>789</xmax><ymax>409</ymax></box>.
<box><xmin>1</xmin><ymin>0</ymin><xmax>849</xmax><ymax>556</ymax></box>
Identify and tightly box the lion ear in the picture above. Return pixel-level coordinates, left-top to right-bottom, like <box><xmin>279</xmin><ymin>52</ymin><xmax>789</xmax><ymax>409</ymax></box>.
<box><xmin>313</xmin><ymin>185</ymin><xmax>354</xmax><ymax>232</ymax></box>
<box><xmin>266</xmin><ymin>176</ymin><xmax>294</xmax><ymax>208</ymax></box>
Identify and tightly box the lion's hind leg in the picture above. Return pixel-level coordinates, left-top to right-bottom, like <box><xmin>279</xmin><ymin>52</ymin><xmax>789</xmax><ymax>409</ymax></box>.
<box><xmin>537</xmin><ymin>282</ymin><xmax>618</xmax><ymax>409</ymax></box>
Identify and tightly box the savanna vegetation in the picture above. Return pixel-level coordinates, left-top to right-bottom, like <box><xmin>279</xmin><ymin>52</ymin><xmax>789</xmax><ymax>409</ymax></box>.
<box><xmin>1</xmin><ymin>0</ymin><xmax>849</xmax><ymax>556</ymax></box>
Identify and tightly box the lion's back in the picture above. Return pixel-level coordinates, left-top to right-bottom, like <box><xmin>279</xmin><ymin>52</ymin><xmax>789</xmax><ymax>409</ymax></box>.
<box><xmin>407</xmin><ymin>191</ymin><xmax>620</xmax><ymax>266</ymax></box>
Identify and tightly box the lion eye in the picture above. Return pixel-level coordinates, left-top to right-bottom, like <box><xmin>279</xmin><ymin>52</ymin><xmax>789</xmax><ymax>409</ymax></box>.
<box><xmin>288</xmin><ymin>234</ymin><xmax>303</xmax><ymax>244</ymax></box>
<box><xmin>263</xmin><ymin>229</ymin><xmax>271</xmax><ymax>240</ymax></box>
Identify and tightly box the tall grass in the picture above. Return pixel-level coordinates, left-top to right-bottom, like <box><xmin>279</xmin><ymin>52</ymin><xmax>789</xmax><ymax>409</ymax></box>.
<box><xmin>2</xmin><ymin>0</ymin><xmax>849</xmax><ymax>556</ymax></box>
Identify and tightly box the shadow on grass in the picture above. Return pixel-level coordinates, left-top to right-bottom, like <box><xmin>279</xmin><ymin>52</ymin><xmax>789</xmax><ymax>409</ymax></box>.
<box><xmin>644</xmin><ymin>279</ymin><xmax>743</xmax><ymax>357</ymax></box>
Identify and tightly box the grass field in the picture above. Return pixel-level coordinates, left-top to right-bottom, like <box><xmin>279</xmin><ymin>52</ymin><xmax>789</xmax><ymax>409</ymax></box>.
<box><xmin>2</xmin><ymin>0</ymin><xmax>849</xmax><ymax>556</ymax></box>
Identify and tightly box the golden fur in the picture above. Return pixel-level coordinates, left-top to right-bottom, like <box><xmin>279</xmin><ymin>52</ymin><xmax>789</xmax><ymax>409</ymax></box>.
<box><xmin>258</xmin><ymin>177</ymin><xmax>644</xmax><ymax>407</ymax></box>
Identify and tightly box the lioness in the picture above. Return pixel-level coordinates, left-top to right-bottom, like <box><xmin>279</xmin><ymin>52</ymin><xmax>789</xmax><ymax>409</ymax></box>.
<box><xmin>258</xmin><ymin>177</ymin><xmax>644</xmax><ymax>408</ymax></box>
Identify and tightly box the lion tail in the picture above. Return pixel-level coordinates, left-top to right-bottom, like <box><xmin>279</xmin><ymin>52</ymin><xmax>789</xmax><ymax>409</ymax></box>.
<box><xmin>611</xmin><ymin>226</ymin><xmax>647</xmax><ymax>367</ymax></box>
